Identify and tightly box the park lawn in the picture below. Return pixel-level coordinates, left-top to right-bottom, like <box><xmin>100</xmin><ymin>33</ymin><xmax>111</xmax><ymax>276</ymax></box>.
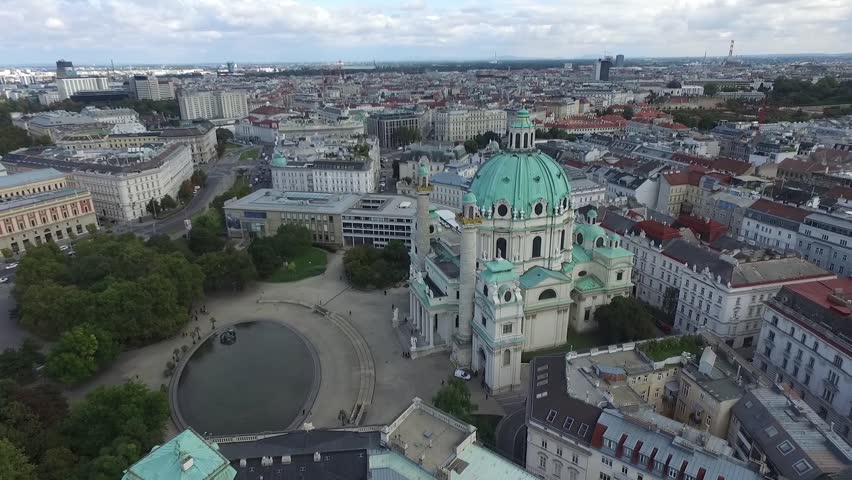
<box><xmin>239</xmin><ymin>149</ymin><xmax>260</xmax><ymax>162</ymax></box>
<box><xmin>521</xmin><ymin>329</ymin><xmax>607</xmax><ymax>363</ymax></box>
<box><xmin>268</xmin><ymin>247</ymin><xmax>328</xmax><ymax>282</ymax></box>
<box><xmin>225</xmin><ymin>143</ymin><xmax>240</xmax><ymax>151</ymax></box>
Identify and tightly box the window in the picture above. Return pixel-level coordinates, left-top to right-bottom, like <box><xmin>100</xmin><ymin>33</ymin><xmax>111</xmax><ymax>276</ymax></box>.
<box><xmin>539</xmin><ymin>289</ymin><xmax>557</xmax><ymax>300</ymax></box>
<box><xmin>554</xmin><ymin>460</ymin><xmax>563</xmax><ymax>476</ymax></box>
<box><xmin>617</xmin><ymin>271</ymin><xmax>623</xmax><ymax>281</ymax></box>
<box><xmin>834</xmin><ymin>355</ymin><xmax>844</xmax><ymax>368</ymax></box>
<box><xmin>496</xmin><ymin>238</ymin><xmax>507</xmax><ymax>259</ymax></box>
<box><xmin>668</xmin><ymin>468</ymin><xmax>678</xmax><ymax>478</ymax></box>
<box><xmin>481</xmin><ymin>315</ymin><xmax>487</xmax><ymax>327</ymax></box>
<box><xmin>546</xmin><ymin>410</ymin><xmax>557</xmax><ymax>422</ymax></box>
<box><xmin>502</xmin><ymin>323</ymin><xmax>513</xmax><ymax>334</ymax></box>
<box><xmin>532</xmin><ymin>236</ymin><xmax>542</xmax><ymax>258</ymax></box>
<box><xmin>542</xmin><ymin>439</ymin><xmax>548</xmax><ymax>449</ymax></box>
<box><xmin>540</xmin><ymin>454</ymin><xmax>547</xmax><ymax>469</ymax></box>
<box><xmin>572</xmin><ymin>454</ymin><xmax>579</xmax><ymax>464</ymax></box>
<box><xmin>600</xmin><ymin>474</ymin><xmax>611</xmax><ymax>480</ymax></box>
<box><xmin>557</xmin><ymin>447</ymin><xmax>563</xmax><ymax>457</ymax></box>
<box><xmin>534</xmin><ymin>202</ymin><xmax>544</xmax><ymax>216</ymax></box>
<box><xmin>622</xmin><ymin>466</ymin><xmax>629</xmax><ymax>475</ymax></box>
<box><xmin>601</xmin><ymin>456</ymin><xmax>613</xmax><ymax>467</ymax></box>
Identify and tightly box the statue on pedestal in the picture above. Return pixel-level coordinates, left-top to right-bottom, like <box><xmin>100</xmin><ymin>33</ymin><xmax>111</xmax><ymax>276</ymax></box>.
<box><xmin>410</xmin><ymin>336</ymin><xmax>417</xmax><ymax>351</ymax></box>
<box><xmin>392</xmin><ymin>306</ymin><xmax>399</xmax><ymax>325</ymax></box>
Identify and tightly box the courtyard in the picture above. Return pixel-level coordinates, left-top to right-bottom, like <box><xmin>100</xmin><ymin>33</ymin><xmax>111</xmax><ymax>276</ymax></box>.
<box><xmin>68</xmin><ymin>251</ymin><xmax>508</xmax><ymax>437</ymax></box>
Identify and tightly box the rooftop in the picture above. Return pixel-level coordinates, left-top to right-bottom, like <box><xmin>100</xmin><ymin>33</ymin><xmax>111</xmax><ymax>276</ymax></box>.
<box><xmin>3</xmin><ymin>143</ymin><xmax>186</xmax><ymax>176</ymax></box>
<box><xmin>0</xmin><ymin>168</ymin><xmax>65</xmax><ymax>190</ymax></box>
<box><xmin>224</xmin><ymin>189</ymin><xmax>361</xmax><ymax>215</ymax></box>
<box><xmin>122</xmin><ymin>428</ymin><xmax>236</xmax><ymax>480</ymax></box>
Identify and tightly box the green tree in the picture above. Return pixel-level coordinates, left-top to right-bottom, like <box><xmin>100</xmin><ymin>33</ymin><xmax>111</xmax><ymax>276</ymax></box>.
<box><xmin>463</xmin><ymin>139</ymin><xmax>478</xmax><ymax>154</ymax></box>
<box><xmin>215</xmin><ymin>128</ymin><xmax>234</xmax><ymax>158</ymax></box>
<box><xmin>187</xmin><ymin>211</ymin><xmax>225</xmax><ymax>255</ymax></box>
<box><xmin>9</xmin><ymin>384</ymin><xmax>68</xmax><ymax>428</ymax></box>
<box><xmin>432</xmin><ymin>377</ymin><xmax>477</xmax><ymax>422</ymax></box>
<box><xmin>196</xmin><ymin>248</ymin><xmax>257</xmax><ymax>291</ymax></box>
<box><xmin>622</xmin><ymin>106</ymin><xmax>634</xmax><ymax>120</ymax></box>
<box><xmin>159</xmin><ymin>194</ymin><xmax>177</xmax><ymax>210</ymax></box>
<box><xmin>38</xmin><ymin>447</ymin><xmax>78</xmax><ymax>480</ymax></box>
<box><xmin>191</xmin><ymin>169</ymin><xmax>208</xmax><ymax>187</ymax></box>
<box><xmin>666</xmin><ymin>80</ymin><xmax>682</xmax><ymax>89</ymax></box>
<box><xmin>594</xmin><ymin>296</ymin><xmax>657</xmax><ymax>344</ymax></box>
<box><xmin>145</xmin><ymin>199</ymin><xmax>161</xmax><ymax>218</ymax></box>
<box><xmin>46</xmin><ymin>324</ymin><xmax>118</xmax><ymax>384</ymax></box>
<box><xmin>178</xmin><ymin>180</ymin><xmax>194</xmax><ymax>204</ymax></box>
<box><xmin>63</xmin><ymin>381</ymin><xmax>168</xmax><ymax>459</ymax></box>
<box><xmin>0</xmin><ymin>438</ymin><xmax>36</xmax><ymax>480</ymax></box>
<box><xmin>395</xmin><ymin>126</ymin><xmax>422</xmax><ymax>148</ymax></box>
<box><xmin>473</xmin><ymin>131</ymin><xmax>501</xmax><ymax>148</ymax></box>
<box><xmin>248</xmin><ymin>237</ymin><xmax>283</xmax><ymax>279</ymax></box>
<box><xmin>275</xmin><ymin>224</ymin><xmax>312</xmax><ymax>258</ymax></box>
<box><xmin>703</xmin><ymin>83</ymin><xmax>718</xmax><ymax>96</ymax></box>
<box><xmin>0</xmin><ymin>339</ymin><xmax>45</xmax><ymax>385</ymax></box>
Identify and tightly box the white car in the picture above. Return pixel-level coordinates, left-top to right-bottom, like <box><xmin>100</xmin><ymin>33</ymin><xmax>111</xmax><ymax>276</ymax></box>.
<box><xmin>453</xmin><ymin>368</ymin><xmax>471</xmax><ymax>381</ymax></box>
<box><xmin>4</xmin><ymin>263</ymin><xmax>17</xmax><ymax>270</ymax></box>
<box><xmin>0</xmin><ymin>277</ymin><xmax>8</xmax><ymax>283</ymax></box>
<box><xmin>59</xmin><ymin>245</ymin><xmax>69</xmax><ymax>251</ymax></box>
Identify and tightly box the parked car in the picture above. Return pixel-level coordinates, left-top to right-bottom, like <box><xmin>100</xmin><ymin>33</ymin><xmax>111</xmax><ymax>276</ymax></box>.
<box><xmin>0</xmin><ymin>277</ymin><xmax>8</xmax><ymax>283</ymax></box>
<box><xmin>655</xmin><ymin>319</ymin><xmax>673</xmax><ymax>335</ymax></box>
<box><xmin>5</xmin><ymin>263</ymin><xmax>18</xmax><ymax>270</ymax></box>
<box><xmin>453</xmin><ymin>368</ymin><xmax>471</xmax><ymax>381</ymax></box>
<box><xmin>59</xmin><ymin>245</ymin><xmax>69</xmax><ymax>251</ymax></box>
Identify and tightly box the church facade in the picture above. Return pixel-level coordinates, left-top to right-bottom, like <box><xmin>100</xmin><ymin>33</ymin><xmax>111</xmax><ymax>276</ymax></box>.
<box><xmin>408</xmin><ymin>110</ymin><xmax>634</xmax><ymax>393</ymax></box>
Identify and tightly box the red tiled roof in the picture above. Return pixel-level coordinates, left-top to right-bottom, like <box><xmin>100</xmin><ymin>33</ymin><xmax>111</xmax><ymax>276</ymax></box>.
<box><xmin>712</xmin><ymin>157</ymin><xmax>752</xmax><ymax>175</ymax></box>
<box><xmin>824</xmin><ymin>185</ymin><xmax>852</xmax><ymax>200</ymax></box>
<box><xmin>250</xmin><ymin>106</ymin><xmax>287</xmax><ymax>115</ymax></box>
<box><xmin>749</xmin><ymin>199</ymin><xmax>809</xmax><ymax>222</ymax></box>
<box><xmin>785</xmin><ymin>278</ymin><xmax>852</xmax><ymax>316</ymax></box>
<box><xmin>632</xmin><ymin>220</ymin><xmax>682</xmax><ymax>242</ymax></box>
<box><xmin>563</xmin><ymin>159</ymin><xmax>588</xmax><ymax>169</ymax></box>
<box><xmin>676</xmin><ymin>214</ymin><xmax>728</xmax><ymax>242</ymax></box>
<box><xmin>663</xmin><ymin>171</ymin><xmax>691</xmax><ymax>186</ymax></box>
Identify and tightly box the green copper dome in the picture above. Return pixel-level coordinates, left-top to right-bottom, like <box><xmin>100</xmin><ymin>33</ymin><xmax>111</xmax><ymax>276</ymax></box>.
<box><xmin>270</xmin><ymin>152</ymin><xmax>287</xmax><ymax>168</ymax></box>
<box><xmin>463</xmin><ymin>192</ymin><xmax>477</xmax><ymax>204</ymax></box>
<box><xmin>510</xmin><ymin>109</ymin><xmax>533</xmax><ymax>129</ymax></box>
<box><xmin>418</xmin><ymin>164</ymin><xmax>429</xmax><ymax>175</ymax></box>
<box><xmin>469</xmin><ymin>151</ymin><xmax>571</xmax><ymax>217</ymax></box>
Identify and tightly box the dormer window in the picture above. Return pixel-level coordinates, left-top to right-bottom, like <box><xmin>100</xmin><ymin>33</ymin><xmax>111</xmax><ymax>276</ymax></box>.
<box><xmin>503</xmin><ymin>290</ymin><xmax>512</xmax><ymax>302</ymax></box>
<box><xmin>534</xmin><ymin>202</ymin><xmax>544</xmax><ymax>216</ymax></box>
<box><xmin>497</xmin><ymin>204</ymin><xmax>509</xmax><ymax>217</ymax></box>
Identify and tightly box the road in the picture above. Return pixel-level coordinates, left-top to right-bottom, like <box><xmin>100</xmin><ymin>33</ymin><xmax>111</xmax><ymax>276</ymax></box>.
<box><xmin>116</xmin><ymin>145</ymin><xmax>254</xmax><ymax>239</ymax></box>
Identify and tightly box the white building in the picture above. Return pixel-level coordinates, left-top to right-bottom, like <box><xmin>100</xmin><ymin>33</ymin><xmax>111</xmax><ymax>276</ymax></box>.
<box><xmin>741</xmin><ymin>199</ymin><xmax>808</xmax><ymax>251</ymax></box>
<box><xmin>672</xmin><ymin>240</ymin><xmax>834</xmax><ymax>348</ymax></box>
<box><xmin>79</xmin><ymin>106</ymin><xmax>139</xmax><ymax>125</ymax></box>
<box><xmin>178</xmin><ymin>90</ymin><xmax>249</xmax><ymax>120</ymax></box>
<box><xmin>433</xmin><ymin>108</ymin><xmax>507</xmax><ymax>143</ymax></box>
<box><xmin>37</xmin><ymin>92</ymin><xmax>61</xmax><ymax>106</ymax></box>
<box><xmin>270</xmin><ymin>142</ymin><xmax>379</xmax><ymax>194</ymax></box>
<box><xmin>234</xmin><ymin>117</ymin><xmax>279</xmax><ymax>145</ymax></box>
<box><xmin>56</xmin><ymin>77</ymin><xmax>109</xmax><ymax>100</ymax></box>
<box><xmin>754</xmin><ymin>277</ymin><xmax>852</xmax><ymax>439</ymax></box>
<box><xmin>131</xmin><ymin>75</ymin><xmax>176</xmax><ymax>100</ymax></box>
<box><xmin>2</xmin><ymin>144</ymin><xmax>194</xmax><ymax>221</ymax></box>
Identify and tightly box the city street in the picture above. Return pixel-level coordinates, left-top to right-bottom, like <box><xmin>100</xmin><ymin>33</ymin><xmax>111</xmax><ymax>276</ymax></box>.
<box><xmin>116</xmin><ymin>144</ymin><xmax>255</xmax><ymax>239</ymax></box>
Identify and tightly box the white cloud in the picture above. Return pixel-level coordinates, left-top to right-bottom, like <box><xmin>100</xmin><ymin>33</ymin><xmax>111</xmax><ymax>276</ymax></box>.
<box><xmin>2</xmin><ymin>0</ymin><xmax>850</xmax><ymax>63</ymax></box>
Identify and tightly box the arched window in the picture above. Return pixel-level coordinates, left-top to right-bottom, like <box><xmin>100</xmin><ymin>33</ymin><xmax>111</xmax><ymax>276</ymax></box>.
<box><xmin>467</xmin><ymin>206</ymin><xmax>475</xmax><ymax>218</ymax></box>
<box><xmin>523</xmin><ymin>132</ymin><xmax>528</xmax><ymax>148</ymax></box>
<box><xmin>553</xmin><ymin>461</ymin><xmax>562</xmax><ymax>476</ymax></box>
<box><xmin>595</xmin><ymin>236</ymin><xmax>605</xmax><ymax>248</ymax></box>
<box><xmin>532</xmin><ymin>236</ymin><xmax>542</xmax><ymax>258</ymax></box>
<box><xmin>496</xmin><ymin>237</ymin><xmax>507</xmax><ymax>259</ymax></box>
<box><xmin>503</xmin><ymin>349</ymin><xmax>511</xmax><ymax>366</ymax></box>
<box><xmin>483</xmin><ymin>284</ymin><xmax>489</xmax><ymax>297</ymax></box>
<box><xmin>539</xmin><ymin>289</ymin><xmax>557</xmax><ymax>300</ymax></box>
<box><xmin>429</xmin><ymin>224</ymin><xmax>435</xmax><ymax>234</ymax></box>
<box><xmin>503</xmin><ymin>290</ymin><xmax>512</xmax><ymax>302</ymax></box>
<box><xmin>576</xmin><ymin>233</ymin><xmax>584</xmax><ymax>245</ymax></box>
<box><xmin>515</xmin><ymin>133</ymin><xmax>521</xmax><ymax>148</ymax></box>
<box><xmin>534</xmin><ymin>202</ymin><xmax>544</xmax><ymax>216</ymax></box>
<box><xmin>455</xmin><ymin>315</ymin><xmax>459</xmax><ymax>328</ymax></box>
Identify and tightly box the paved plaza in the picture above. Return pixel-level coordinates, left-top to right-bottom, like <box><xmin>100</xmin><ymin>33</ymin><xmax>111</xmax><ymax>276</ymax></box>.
<box><xmin>69</xmin><ymin>251</ymin><xmax>507</xmax><ymax>438</ymax></box>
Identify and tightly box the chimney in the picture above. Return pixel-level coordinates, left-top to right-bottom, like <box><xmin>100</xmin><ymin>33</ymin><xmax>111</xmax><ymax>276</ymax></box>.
<box><xmin>314</xmin><ymin>452</ymin><xmax>322</xmax><ymax>462</ymax></box>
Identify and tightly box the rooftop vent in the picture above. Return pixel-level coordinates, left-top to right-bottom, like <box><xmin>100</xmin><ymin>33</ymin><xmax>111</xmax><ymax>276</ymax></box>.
<box><xmin>181</xmin><ymin>456</ymin><xmax>194</xmax><ymax>472</ymax></box>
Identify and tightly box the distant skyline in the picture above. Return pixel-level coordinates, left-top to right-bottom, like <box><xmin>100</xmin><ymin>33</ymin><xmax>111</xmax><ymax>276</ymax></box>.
<box><xmin>2</xmin><ymin>0</ymin><xmax>851</xmax><ymax>65</ymax></box>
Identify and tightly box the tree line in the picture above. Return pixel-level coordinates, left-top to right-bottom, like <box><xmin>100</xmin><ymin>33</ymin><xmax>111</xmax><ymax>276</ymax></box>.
<box><xmin>771</xmin><ymin>76</ymin><xmax>852</xmax><ymax>106</ymax></box>
<box><xmin>343</xmin><ymin>241</ymin><xmax>409</xmax><ymax>289</ymax></box>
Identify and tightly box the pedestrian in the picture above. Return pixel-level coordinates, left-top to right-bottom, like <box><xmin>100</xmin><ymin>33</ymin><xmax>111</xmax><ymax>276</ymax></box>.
<box><xmin>349</xmin><ymin>310</ymin><xmax>352</xmax><ymax>316</ymax></box>
<box><xmin>384</xmin><ymin>290</ymin><xmax>387</xmax><ymax>296</ymax></box>
<box><xmin>303</xmin><ymin>409</ymin><xmax>306</xmax><ymax>415</ymax></box>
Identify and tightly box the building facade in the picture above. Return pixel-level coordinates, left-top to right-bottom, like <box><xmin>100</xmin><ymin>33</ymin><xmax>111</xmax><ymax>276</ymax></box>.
<box><xmin>270</xmin><ymin>152</ymin><xmax>379</xmax><ymax>194</ymax></box>
<box><xmin>741</xmin><ymin>199</ymin><xmax>807</xmax><ymax>251</ymax></box>
<box><xmin>753</xmin><ymin>278</ymin><xmax>852</xmax><ymax>440</ymax></box>
<box><xmin>131</xmin><ymin>75</ymin><xmax>176</xmax><ymax>100</ymax></box>
<box><xmin>433</xmin><ymin>108</ymin><xmax>507</xmax><ymax>143</ymax></box>
<box><xmin>56</xmin><ymin>77</ymin><xmax>109</xmax><ymax>100</ymax></box>
<box><xmin>798</xmin><ymin>212</ymin><xmax>852</xmax><ymax>277</ymax></box>
<box><xmin>0</xmin><ymin>169</ymin><xmax>98</xmax><ymax>253</ymax></box>
<box><xmin>366</xmin><ymin>111</ymin><xmax>428</xmax><ymax>148</ymax></box>
<box><xmin>178</xmin><ymin>90</ymin><xmax>249</xmax><ymax>120</ymax></box>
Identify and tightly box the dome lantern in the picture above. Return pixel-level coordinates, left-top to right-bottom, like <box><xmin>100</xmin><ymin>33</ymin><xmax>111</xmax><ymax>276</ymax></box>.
<box><xmin>508</xmin><ymin>109</ymin><xmax>535</xmax><ymax>151</ymax></box>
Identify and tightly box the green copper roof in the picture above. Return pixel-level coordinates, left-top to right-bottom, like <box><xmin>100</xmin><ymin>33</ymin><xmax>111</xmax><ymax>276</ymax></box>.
<box><xmin>575</xmin><ymin>274</ymin><xmax>605</xmax><ymax>292</ymax></box>
<box><xmin>570</xmin><ymin>245</ymin><xmax>593</xmax><ymax>263</ymax></box>
<box><xmin>270</xmin><ymin>152</ymin><xmax>287</xmax><ymax>167</ymax></box>
<box><xmin>470</xmin><ymin>151</ymin><xmax>571</xmax><ymax>217</ymax></box>
<box><xmin>481</xmin><ymin>258</ymin><xmax>518</xmax><ymax>283</ymax></box>
<box><xmin>122</xmin><ymin>429</ymin><xmax>236</xmax><ymax>480</ymax></box>
<box><xmin>594</xmin><ymin>246</ymin><xmax>634</xmax><ymax>259</ymax></box>
<box><xmin>510</xmin><ymin>109</ymin><xmax>533</xmax><ymax>129</ymax></box>
<box><xmin>574</xmin><ymin>223</ymin><xmax>607</xmax><ymax>247</ymax></box>
<box><xmin>463</xmin><ymin>192</ymin><xmax>477</xmax><ymax>204</ymax></box>
<box><xmin>519</xmin><ymin>266</ymin><xmax>570</xmax><ymax>289</ymax></box>
<box><xmin>418</xmin><ymin>164</ymin><xmax>429</xmax><ymax>175</ymax></box>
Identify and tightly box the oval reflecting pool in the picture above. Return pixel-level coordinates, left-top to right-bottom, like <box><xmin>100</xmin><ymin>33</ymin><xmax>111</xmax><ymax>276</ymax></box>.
<box><xmin>176</xmin><ymin>320</ymin><xmax>317</xmax><ymax>435</ymax></box>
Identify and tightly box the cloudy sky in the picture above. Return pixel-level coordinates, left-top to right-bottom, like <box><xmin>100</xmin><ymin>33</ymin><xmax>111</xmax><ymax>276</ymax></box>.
<box><xmin>2</xmin><ymin>0</ymin><xmax>851</xmax><ymax>65</ymax></box>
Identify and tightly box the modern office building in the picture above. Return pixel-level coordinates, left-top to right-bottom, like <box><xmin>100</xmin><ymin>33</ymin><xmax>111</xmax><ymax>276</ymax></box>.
<box><xmin>615</xmin><ymin>54</ymin><xmax>625</xmax><ymax>68</ymax></box>
<box><xmin>2</xmin><ymin>143</ymin><xmax>193</xmax><ymax>221</ymax></box>
<box><xmin>754</xmin><ymin>278</ymin><xmax>852</xmax><ymax>440</ymax></box>
<box><xmin>56</xmin><ymin>77</ymin><xmax>109</xmax><ymax>100</ymax></box>
<box><xmin>223</xmin><ymin>190</ymin><xmax>416</xmax><ymax>249</ymax></box>
<box><xmin>178</xmin><ymin>90</ymin><xmax>248</xmax><ymax>120</ymax></box>
<box><xmin>593</xmin><ymin>58</ymin><xmax>612</xmax><ymax>81</ymax></box>
<box><xmin>433</xmin><ymin>107</ymin><xmax>507</xmax><ymax>143</ymax></box>
<box><xmin>55</xmin><ymin>59</ymin><xmax>75</xmax><ymax>79</ymax></box>
<box><xmin>0</xmin><ymin>169</ymin><xmax>98</xmax><ymax>254</ymax></box>
<box><xmin>131</xmin><ymin>74</ymin><xmax>176</xmax><ymax>100</ymax></box>
<box><xmin>366</xmin><ymin>110</ymin><xmax>428</xmax><ymax>148</ymax></box>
